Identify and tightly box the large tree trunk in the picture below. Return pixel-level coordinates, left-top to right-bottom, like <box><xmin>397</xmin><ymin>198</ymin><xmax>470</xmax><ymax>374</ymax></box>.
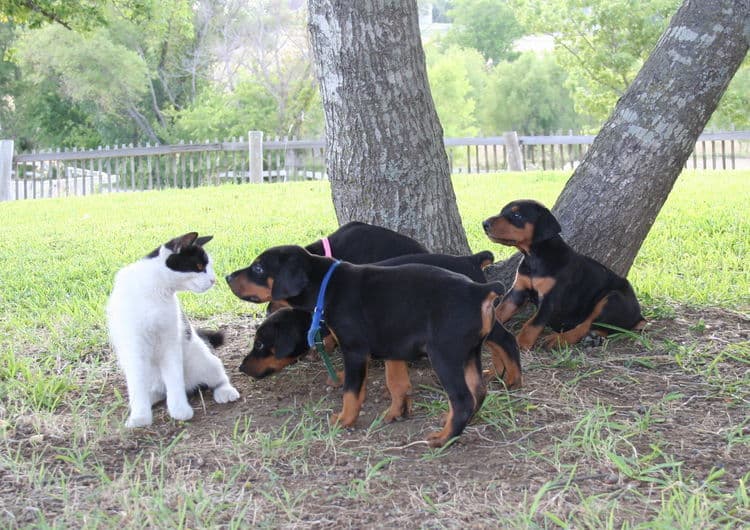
<box><xmin>487</xmin><ymin>0</ymin><xmax>749</xmax><ymax>285</ymax></box>
<box><xmin>307</xmin><ymin>0</ymin><xmax>470</xmax><ymax>254</ymax></box>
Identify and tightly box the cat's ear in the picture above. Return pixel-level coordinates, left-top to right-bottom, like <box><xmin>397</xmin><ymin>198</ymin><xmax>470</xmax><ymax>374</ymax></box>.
<box><xmin>195</xmin><ymin>235</ymin><xmax>213</xmax><ymax>247</ymax></box>
<box><xmin>165</xmin><ymin>232</ymin><xmax>199</xmax><ymax>253</ymax></box>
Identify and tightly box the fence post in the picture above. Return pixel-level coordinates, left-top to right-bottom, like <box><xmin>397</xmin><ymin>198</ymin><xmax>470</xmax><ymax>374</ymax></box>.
<box><xmin>0</xmin><ymin>139</ymin><xmax>13</xmax><ymax>201</ymax></box>
<box><xmin>248</xmin><ymin>130</ymin><xmax>263</xmax><ymax>183</ymax></box>
<box><xmin>503</xmin><ymin>131</ymin><xmax>524</xmax><ymax>171</ymax></box>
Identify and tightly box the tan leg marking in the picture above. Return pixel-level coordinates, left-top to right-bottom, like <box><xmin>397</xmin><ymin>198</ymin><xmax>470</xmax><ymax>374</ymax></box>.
<box><xmin>426</xmin><ymin>404</ymin><xmax>454</xmax><ymax>448</ymax></box>
<box><xmin>330</xmin><ymin>363</ymin><xmax>367</xmax><ymax>427</ymax></box>
<box><xmin>484</xmin><ymin>340</ymin><xmax>522</xmax><ymax>389</ymax></box>
<box><xmin>496</xmin><ymin>299</ymin><xmax>519</xmax><ymax>323</ymax></box>
<box><xmin>543</xmin><ymin>297</ymin><xmax>609</xmax><ymax>350</ymax></box>
<box><xmin>465</xmin><ymin>361</ymin><xmax>486</xmax><ymax>413</ymax></box>
<box><xmin>480</xmin><ymin>293</ymin><xmax>499</xmax><ymax>337</ymax></box>
<box><xmin>495</xmin><ymin>273</ymin><xmax>532</xmax><ymax>323</ymax></box>
<box><xmin>383</xmin><ymin>360</ymin><xmax>412</xmax><ymax>422</ymax></box>
<box><xmin>517</xmin><ymin>321</ymin><xmax>544</xmax><ymax>351</ymax></box>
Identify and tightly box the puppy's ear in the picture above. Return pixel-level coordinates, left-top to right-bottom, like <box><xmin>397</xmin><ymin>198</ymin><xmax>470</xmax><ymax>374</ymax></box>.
<box><xmin>532</xmin><ymin>208</ymin><xmax>562</xmax><ymax>242</ymax></box>
<box><xmin>274</xmin><ymin>328</ymin><xmax>303</xmax><ymax>359</ymax></box>
<box><xmin>271</xmin><ymin>254</ymin><xmax>309</xmax><ymax>299</ymax></box>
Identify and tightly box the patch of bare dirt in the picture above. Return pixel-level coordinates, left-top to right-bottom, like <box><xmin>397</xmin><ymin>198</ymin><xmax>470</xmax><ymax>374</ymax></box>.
<box><xmin>2</xmin><ymin>305</ymin><xmax>749</xmax><ymax>527</ymax></box>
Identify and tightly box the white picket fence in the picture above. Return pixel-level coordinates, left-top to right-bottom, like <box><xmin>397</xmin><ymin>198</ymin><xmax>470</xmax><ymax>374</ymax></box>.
<box><xmin>1</xmin><ymin>130</ymin><xmax>748</xmax><ymax>201</ymax></box>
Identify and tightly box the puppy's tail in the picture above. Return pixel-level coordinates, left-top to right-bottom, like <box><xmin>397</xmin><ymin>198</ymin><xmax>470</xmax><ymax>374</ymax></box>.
<box><xmin>197</xmin><ymin>329</ymin><xmax>225</xmax><ymax>349</ymax></box>
<box><xmin>472</xmin><ymin>250</ymin><xmax>495</xmax><ymax>270</ymax></box>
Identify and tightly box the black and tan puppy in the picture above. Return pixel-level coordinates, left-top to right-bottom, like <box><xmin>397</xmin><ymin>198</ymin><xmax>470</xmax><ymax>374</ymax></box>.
<box><xmin>267</xmin><ymin>221</ymin><xmax>430</xmax><ymax>314</ymax></box>
<box><xmin>238</xmin><ymin>307</ymin><xmax>312</xmax><ymax>379</ymax></box>
<box><xmin>237</xmin><ymin>252</ymin><xmax>522</xmax><ymax>421</ymax></box>
<box><xmin>227</xmin><ymin>246</ymin><xmax>505</xmax><ymax>447</ymax></box>
<box><xmin>482</xmin><ymin>200</ymin><xmax>646</xmax><ymax>351</ymax></box>
<box><xmin>240</xmin><ymin>252</ymin><xmax>498</xmax><ymax>378</ymax></box>
<box><xmin>305</xmin><ymin>221</ymin><xmax>428</xmax><ymax>262</ymax></box>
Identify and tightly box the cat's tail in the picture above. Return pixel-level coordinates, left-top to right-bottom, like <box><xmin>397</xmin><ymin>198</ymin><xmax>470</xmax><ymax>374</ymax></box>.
<box><xmin>197</xmin><ymin>329</ymin><xmax>225</xmax><ymax>349</ymax></box>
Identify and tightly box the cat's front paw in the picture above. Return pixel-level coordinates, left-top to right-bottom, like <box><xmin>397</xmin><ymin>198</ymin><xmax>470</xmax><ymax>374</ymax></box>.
<box><xmin>213</xmin><ymin>384</ymin><xmax>240</xmax><ymax>403</ymax></box>
<box><xmin>126</xmin><ymin>414</ymin><xmax>152</xmax><ymax>428</ymax></box>
<box><xmin>169</xmin><ymin>403</ymin><xmax>194</xmax><ymax>422</ymax></box>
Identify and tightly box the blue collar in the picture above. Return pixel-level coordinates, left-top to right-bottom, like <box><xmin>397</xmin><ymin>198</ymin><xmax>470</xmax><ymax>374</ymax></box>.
<box><xmin>306</xmin><ymin>260</ymin><xmax>341</xmax><ymax>347</ymax></box>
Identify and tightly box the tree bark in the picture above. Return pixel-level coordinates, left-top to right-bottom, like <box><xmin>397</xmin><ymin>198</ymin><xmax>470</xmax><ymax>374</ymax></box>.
<box><xmin>307</xmin><ymin>0</ymin><xmax>470</xmax><ymax>254</ymax></box>
<box><xmin>487</xmin><ymin>0</ymin><xmax>749</xmax><ymax>283</ymax></box>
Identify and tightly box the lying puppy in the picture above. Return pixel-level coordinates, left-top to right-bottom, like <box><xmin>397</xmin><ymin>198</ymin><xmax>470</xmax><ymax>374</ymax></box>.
<box><xmin>482</xmin><ymin>200</ymin><xmax>646</xmax><ymax>350</ymax></box>
<box><xmin>305</xmin><ymin>221</ymin><xmax>428</xmax><ymax>262</ymax></box>
<box><xmin>227</xmin><ymin>246</ymin><xmax>506</xmax><ymax>447</ymax></box>
<box><xmin>267</xmin><ymin>221</ymin><xmax>428</xmax><ymax>313</ymax></box>
<box><xmin>237</xmin><ymin>252</ymin><xmax>522</xmax><ymax>421</ymax></box>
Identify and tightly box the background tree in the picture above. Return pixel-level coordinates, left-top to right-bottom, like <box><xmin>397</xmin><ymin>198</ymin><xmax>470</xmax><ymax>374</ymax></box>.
<box><xmin>706</xmin><ymin>63</ymin><xmax>750</xmax><ymax>130</ymax></box>
<box><xmin>442</xmin><ymin>0</ymin><xmax>524</xmax><ymax>63</ymax></box>
<box><xmin>479</xmin><ymin>52</ymin><xmax>584</xmax><ymax>134</ymax></box>
<box><xmin>512</xmin><ymin>0</ymin><xmax>681</xmax><ymax>121</ymax></box>
<box><xmin>185</xmin><ymin>0</ymin><xmax>320</xmax><ymax>140</ymax></box>
<box><xmin>487</xmin><ymin>0</ymin><xmax>749</xmax><ymax>285</ymax></box>
<box><xmin>424</xmin><ymin>45</ymin><xmax>486</xmax><ymax>137</ymax></box>
<box><xmin>1</xmin><ymin>0</ymin><xmax>323</xmax><ymax>148</ymax></box>
<box><xmin>12</xmin><ymin>1</ymin><xmax>194</xmax><ymax>146</ymax></box>
<box><xmin>15</xmin><ymin>24</ymin><xmax>151</xmax><ymax>144</ymax></box>
<box><xmin>0</xmin><ymin>0</ymin><xmax>119</xmax><ymax>30</ymax></box>
<box><xmin>308</xmin><ymin>0</ymin><xmax>470</xmax><ymax>253</ymax></box>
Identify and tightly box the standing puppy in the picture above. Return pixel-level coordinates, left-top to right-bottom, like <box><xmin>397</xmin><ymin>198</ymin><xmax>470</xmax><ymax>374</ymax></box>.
<box><xmin>483</xmin><ymin>200</ymin><xmax>645</xmax><ymax>350</ymax></box>
<box><xmin>107</xmin><ymin>233</ymin><xmax>239</xmax><ymax>427</ymax></box>
<box><xmin>266</xmin><ymin>221</ymin><xmax>428</xmax><ymax>313</ymax></box>
<box><xmin>227</xmin><ymin>246</ymin><xmax>504</xmax><ymax>447</ymax></box>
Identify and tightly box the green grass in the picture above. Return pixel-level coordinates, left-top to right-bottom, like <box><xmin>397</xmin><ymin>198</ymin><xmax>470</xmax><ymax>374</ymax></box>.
<box><xmin>1</xmin><ymin>170</ymin><xmax>747</xmax><ymax>354</ymax></box>
<box><xmin>1</xmin><ymin>169</ymin><xmax>748</xmax><ymax>528</ymax></box>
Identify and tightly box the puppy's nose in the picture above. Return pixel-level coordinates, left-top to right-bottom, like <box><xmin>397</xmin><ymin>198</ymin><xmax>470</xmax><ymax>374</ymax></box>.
<box><xmin>482</xmin><ymin>219</ymin><xmax>491</xmax><ymax>233</ymax></box>
<box><xmin>225</xmin><ymin>273</ymin><xmax>235</xmax><ymax>284</ymax></box>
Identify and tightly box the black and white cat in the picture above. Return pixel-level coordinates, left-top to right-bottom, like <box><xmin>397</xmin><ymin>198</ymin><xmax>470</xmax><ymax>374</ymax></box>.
<box><xmin>107</xmin><ymin>232</ymin><xmax>239</xmax><ymax>427</ymax></box>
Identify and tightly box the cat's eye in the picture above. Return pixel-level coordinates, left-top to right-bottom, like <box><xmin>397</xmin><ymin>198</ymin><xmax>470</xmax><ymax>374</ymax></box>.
<box><xmin>251</xmin><ymin>262</ymin><xmax>264</xmax><ymax>275</ymax></box>
<box><xmin>196</xmin><ymin>263</ymin><xmax>205</xmax><ymax>271</ymax></box>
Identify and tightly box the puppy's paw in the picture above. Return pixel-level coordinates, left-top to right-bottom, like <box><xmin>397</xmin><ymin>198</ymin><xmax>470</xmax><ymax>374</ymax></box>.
<box><xmin>214</xmin><ymin>384</ymin><xmax>240</xmax><ymax>403</ymax></box>
<box><xmin>383</xmin><ymin>396</ymin><xmax>412</xmax><ymax>423</ymax></box>
<box><xmin>329</xmin><ymin>411</ymin><xmax>357</xmax><ymax>428</ymax></box>
<box><xmin>426</xmin><ymin>431</ymin><xmax>451</xmax><ymax>448</ymax></box>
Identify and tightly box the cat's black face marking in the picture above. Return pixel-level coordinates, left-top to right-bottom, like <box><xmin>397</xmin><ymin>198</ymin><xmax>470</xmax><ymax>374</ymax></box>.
<box><xmin>145</xmin><ymin>233</ymin><xmax>214</xmax><ymax>273</ymax></box>
<box><xmin>166</xmin><ymin>246</ymin><xmax>210</xmax><ymax>273</ymax></box>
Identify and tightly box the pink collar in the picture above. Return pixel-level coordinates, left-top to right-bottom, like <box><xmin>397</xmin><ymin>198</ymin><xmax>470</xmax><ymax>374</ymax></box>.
<box><xmin>321</xmin><ymin>237</ymin><xmax>333</xmax><ymax>258</ymax></box>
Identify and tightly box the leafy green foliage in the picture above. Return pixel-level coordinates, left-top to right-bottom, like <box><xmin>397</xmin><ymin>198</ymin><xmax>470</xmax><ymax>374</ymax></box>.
<box><xmin>13</xmin><ymin>24</ymin><xmax>149</xmax><ymax>147</ymax></box>
<box><xmin>425</xmin><ymin>45</ymin><xmax>486</xmax><ymax>136</ymax></box>
<box><xmin>511</xmin><ymin>0</ymin><xmax>680</xmax><ymax>121</ymax></box>
<box><xmin>708</xmin><ymin>63</ymin><xmax>750</xmax><ymax>129</ymax></box>
<box><xmin>0</xmin><ymin>1</ymin><xmax>150</xmax><ymax>30</ymax></box>
<box><xmin>480</xmin><ymin>52</ymin><xmax>585</xmax><ymax>134</ymax></box>
<box><xmin>169</xmin><ymin>79</ymin><xmax>278</xmax><ymax>141</ymax></box>
<box><xmin>443</xmin><ymin>0</ymin><xmax>524</xmax><ymax>63</ymax></box>
<box><xmin>16</xmin><ymin>25</ymin><xmax>149</xmax><ymax>114</ymax></box>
